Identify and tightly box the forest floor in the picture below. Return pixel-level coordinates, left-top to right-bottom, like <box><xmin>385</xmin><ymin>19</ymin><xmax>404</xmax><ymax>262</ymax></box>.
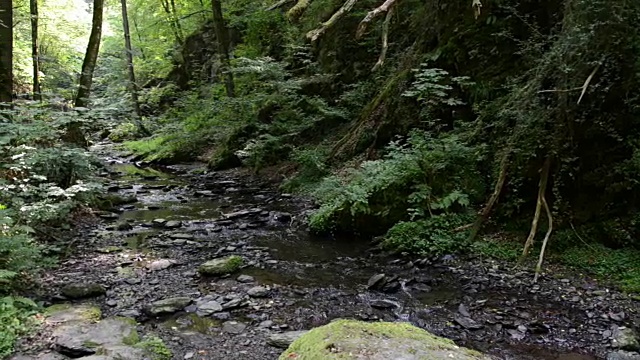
<box><xmin>9</xmin><ymin>142</ymin><xmax>640</xmax><ymax>360</ymax></box>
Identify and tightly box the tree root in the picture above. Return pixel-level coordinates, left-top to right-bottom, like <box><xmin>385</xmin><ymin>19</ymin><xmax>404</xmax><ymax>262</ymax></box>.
<box><xmin>520</xmin><ymin>157</ymin><xmax>551</xmax><ymax>264</ymax></box>
<box><xmin>468</xmin><ymin>150</ymin><xmax>510</xmax><ymax>242</ymax></box>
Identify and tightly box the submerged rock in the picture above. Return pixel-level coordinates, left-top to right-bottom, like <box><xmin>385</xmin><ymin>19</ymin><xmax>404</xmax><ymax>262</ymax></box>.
<box><xmin>280</xmin><ymin>319</ymin><xmax>491</xmax><ymax>360</ymax></box>
<box><xmin>198</xmin><ymin>256</ymin><xmax>243</xmax><ymax>276</ymax></box>
<box><xmin>61</xmin><ymin>283</ymin><xmax>106</xmax><ymax>299</ymax></box>
<box><xmin>247</xmin><ymin>286</ymin><xmax>269</xmax><ymax>298</ymax></box>
<box><xmin>222</xmin><ymin>321</ymin><xmax>247</xmax><ymax>334</ymax></box>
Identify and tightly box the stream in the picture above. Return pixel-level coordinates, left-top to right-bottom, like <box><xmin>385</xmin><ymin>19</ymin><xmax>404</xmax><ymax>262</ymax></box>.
<box><xmin>18</xmin><ymin>142</ymin><xmax>640</xmax><ymax>360</ymax></box>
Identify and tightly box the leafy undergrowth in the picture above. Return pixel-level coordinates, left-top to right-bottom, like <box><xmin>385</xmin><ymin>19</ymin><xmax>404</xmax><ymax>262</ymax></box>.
<box><xmin>0</xmin><ymin>297</ymin><xmax>40</xmax><ymax>358</ymax></box>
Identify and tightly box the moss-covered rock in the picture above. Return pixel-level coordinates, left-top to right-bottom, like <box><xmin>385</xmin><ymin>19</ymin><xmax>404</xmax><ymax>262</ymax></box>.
<box><xmin>280</xmin><ymin>319</ymin><xmax>492</xmax><ymax>360</ymax></box>
<box><xmin>61</xmin><ymin>282</ymin><xmax>106</xmax><ymax>299</ymax></box>
<box><xmin>135</xmin><ymin>336</ymin><xmax>173</xmax><ymax>360</ymax></box>
<box><xmin>198</xmin><ymin>255</ymin><xmax>243</xmax><ymax>276</ymax></box>
<box><xmin>45</xmin><ymin>304</ymin><xmax>102</xmax><ymax>324</ymax></box>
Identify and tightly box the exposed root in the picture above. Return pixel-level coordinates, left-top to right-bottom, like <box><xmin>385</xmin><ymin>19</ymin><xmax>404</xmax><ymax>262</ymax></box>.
<box><xmin>306</xmin><ymin>0</ymin><xmax>359</xmax><ymax>42</ymax></box>
<box><xmin>520</xmin><ymin>157</ymin><xmax>551</xmax><ymax>263</ymax></box>
<box><xmin>534</xmin><ymin>192</ymin><xmax>553</xmax><ymax>282</ymax></box>
<box><xmin>468</xmin><ymin>150</ymin><xmax>510</xmax><ymax>242</ymax></box>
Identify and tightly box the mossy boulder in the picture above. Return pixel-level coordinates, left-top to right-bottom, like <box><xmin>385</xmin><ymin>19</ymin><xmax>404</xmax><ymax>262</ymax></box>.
<box><xmin>280</xmin><ymin>319</ymin><xmax>492</xmax><ymax>360</ymax></box>
<box><xmin>45</xmin><ymin>304</ymin><xmax>102</xmax><ymax>324</ymax></box>
<box><xmin>61</xmin><ymin>282</ymin><xmax>106</xmax><ymax>299</ymax></box>
<box><xmin>198</xmin><ymin>255</ymin><xmax>243</xmax><ymax>276</ymax></box>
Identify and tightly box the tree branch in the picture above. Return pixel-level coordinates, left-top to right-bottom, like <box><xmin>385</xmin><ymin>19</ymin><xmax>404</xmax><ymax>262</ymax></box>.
<box><xmin>356</xmin><ymin>0</ymin><xmax>397</xmax><ymax>39</ymax></box>
<box><xmin>306</xmin><ymin>0</ymin><xmax>359</xmax><ymax>42</ymax></box>
<box><xmin>267</xmin><ymin>0</ymin><xmax>295</xmax><ymax>11</ymax></box>
<box><xmin>371</xmin><ymin>5</ymin><xmax>394</xmax><ymax>71</ymax></box>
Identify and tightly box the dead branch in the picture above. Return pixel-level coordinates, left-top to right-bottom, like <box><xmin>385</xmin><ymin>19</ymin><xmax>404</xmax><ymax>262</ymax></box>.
<box><xmin>285</xmin><ymin>0</ymin><xmax>311</xmax><ymax>20</ymax></box>
<box><xmin>520</xmin><ymin>157</ymin><xmax>551</xmax><ymax>263</ymax></box>
<box><xmin>534</xmin><ymin>188</ymin><xmax>553</xmax><ymax>282</ymax></box>
<box><xmin>371</xmin><ymin>6</ymin><xmax>394</xmax><ymax>71</ymax></box>
<box><xmin>577</xmin><ymin>65</ymin><xmax>599</xmax><ymax>104</ymax></box>
<box><xmin>356</xmin><ymin>0</ymin><xmax>397</xmax><ymax>39</ymax></box>
<box><xmin>472</xmin><ymin>0</ymin><xmax>482</xmax><ymax>19</ymax></box>
<box><xmin>267</xmin><ymin>0</ymin><xmax>294</xmax><ymax>11</ymax></box>
<box><xmin>306</xmin><ymin>0</ymin><xmax>359</xmax><ymax>42</ymax></box>
<box><xmin>468</xmin><ymin>150</ymin><xmax>510</xmax><ymax>243</ymax></box>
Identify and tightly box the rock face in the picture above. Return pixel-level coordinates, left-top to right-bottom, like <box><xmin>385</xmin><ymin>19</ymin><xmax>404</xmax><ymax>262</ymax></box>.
<box><xmin>279</xmin><ymin>320</ymin><xmax>492</xmax><ymax>360</ymax></box>
<box><xmin>198</xmin><ymin>256</ymin><xmax>243</xmax><ymax>276</ymax></box>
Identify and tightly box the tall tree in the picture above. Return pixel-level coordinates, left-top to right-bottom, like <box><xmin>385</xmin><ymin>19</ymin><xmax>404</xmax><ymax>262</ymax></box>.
<box><xmin>30</xmin><ymin>0</ymin><xmax>41</xmax><ymax>101</ymax></box>
<box><xmin>160</xmin><ymin>0</ymin><xmax>184</xmax><ymax>45</ymax></box>
<box><xmin>121</xmin><ymin>0</ymin><xmax>141</xmax><ymax>117</ymax></box>
<box><xmin>211</xmin><ymin>0</ymin><xmax>235</xmax><ymax>97</ymax></box>
<box><xmin>0</xmin><ymin>0</ymin><xmax>13</xmax><ymax>104</ymax></box>
<box><xmin>75</xmin><ymin>0</ymin><xmax>104</xmax><ymax>107</ymax></box>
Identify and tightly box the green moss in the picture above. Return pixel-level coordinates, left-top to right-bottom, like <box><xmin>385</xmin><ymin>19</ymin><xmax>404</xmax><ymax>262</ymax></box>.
<box><xmin>280</xmin><ymin>319</ymin><xmax>489</xmax><ymax>360</ymax></box>
<box><xmin>83</xmin><ymin>340</ymin><xmax>101</xmax><ymax>348</ymax></box>
<box><xmin>135</xmin><ymin>336</ymin><xmax>172</xmax><ymax>360</ymax></box>
<box><xmin>162</xmin><ymin>313</ymin><xmax>220</xmax><ymax>334</ymax></box>
<box><xmin>44</xmin><ymin>304</ymin><xmax>102</xmax><ymax>322</ymax></box>
<box><xmin>198</xmin><ymin>255</ymin><xmax>243</xmax><ymax>275</ymax></box>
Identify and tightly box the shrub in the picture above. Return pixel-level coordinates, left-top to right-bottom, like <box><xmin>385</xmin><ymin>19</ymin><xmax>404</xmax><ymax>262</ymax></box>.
<box><xmin>0</xmin><ymin>296</ymin><xmax>39</xmax><ymax>358</ymax></box>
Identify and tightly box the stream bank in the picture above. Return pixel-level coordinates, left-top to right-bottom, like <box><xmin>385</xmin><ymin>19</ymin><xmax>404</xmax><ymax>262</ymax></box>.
<box><xmin>10</xmin><ymin>142</ymin><xmax>640</xmax><ymax>360</ymax></box>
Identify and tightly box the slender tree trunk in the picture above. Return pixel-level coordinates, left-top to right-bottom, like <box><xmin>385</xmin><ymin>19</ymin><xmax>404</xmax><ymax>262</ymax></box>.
<box><xmin>169</xmin><ymin>0</ymin><xmax>185</xmax><ymax>41</ymax></box>
<box><xmin>211</xmin><ymin>0</ymin><xmax>235</xmax><ymax>97</ymax></box>
<box><xmin>0</xmin><ymin>0</ymin><xmax>13</xmax><ymax>105</ymax></box>
<box><xmin>30</xmin><ymin>0</ymin><xmax>41</xmax><ymax>101</ymax></box>
<box><xmin>160</xmin><ymin>0</ymin><xmax>183</xmax><ymax>45</ymax></box>
<box><xmin>75</xmin><ymin>0</ymin><xmax>104</xmax><ymax>108</ymax></box>
<box><xmin>132</xmin><ymin>16</ymin><xmax>147</xmax><ymax>60</ymax></box>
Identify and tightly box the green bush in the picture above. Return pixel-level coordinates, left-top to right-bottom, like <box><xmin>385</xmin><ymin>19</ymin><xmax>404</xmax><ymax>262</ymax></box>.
<box><xmin>0</xmin><ymin>206</ymin><xmax>42</xmax><ymax>285</ymax></box>
<box><xmin>282</xmin><ymin>147</ymin><xmax>330</xmax><ymax>192</ymax></box>
<box><xmin>0</xmin><ymin>296</ymin><xmax>39</xmax><ymax>358</ymax></box>
<box><xmin>108</xmin><ymin>123</ymin><xmax>138</xmax><ymax>143</ymax></box>
<box><xmin>309</xmin><ymin>131</ymin><xmax>483</xmax><ymax>236</ymax></box>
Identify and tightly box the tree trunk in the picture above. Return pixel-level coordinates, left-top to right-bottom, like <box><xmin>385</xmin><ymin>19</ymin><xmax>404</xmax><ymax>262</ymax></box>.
<box><xmin>211</xmin><ymin>0</ymin><xmax>235</xmax><ymax>97</ymax></box>
<box><xmin>160</xmin><ymin>0</ymin><xmax>183</xmax><ymax>45</ymax></box>
<box><xmin>121</xmin><ymin>0</ymin><xmax>141</xmax><ymax>118</ymax></box>
<box><xmin>75</xmin><ymin>0</ymin><xmax>104</xmax><ymax>108</ymax></box>
<box><xmin>30</xmin><ymin>0</ymin><xmax>41</xmax><ymax>101</ymax></box>
<box><xmin>0</xmin><ymin>0</ymin><xmax>13</xmax><ymax>104</ymax></box>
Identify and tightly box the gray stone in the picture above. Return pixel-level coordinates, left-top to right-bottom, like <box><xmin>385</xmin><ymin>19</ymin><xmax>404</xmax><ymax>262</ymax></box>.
<box><xmin>145</xmin><ymin>297</ymin><xmax>192</xmax><ymax>316</ymax></box>
<box><xmin>222</xmin><ymin>321</ymin><xmax>247</xmax><ymax>334</ymax></box>
<box><xmin>607</xmin><ymin>351</ymin><xmax>640</xmax><ymax>360</ymax></box>
<box><xmin>196</xmin><ymin>301</ymin><xmax>223</xmax><ymax>316</ymax></box>
<box><xmin>259</xmin><ymin>320</ymin><xmax>274</xmax><ymax>328</ymax></box>
<box><xmin>53</xmin><ymin>318</ymin><xmax>138</xmax><ymax>358</ymax></box>
<box><xmin>9</xmin><ymin>352</ymin><xmax>68</xmax><ymax>360</ymax></box>
<box><xmin>367</xmin><ymin>274</ymin><xmax>386</xmax><ymax>289</ymax></box>
<box><xmin>237</xmin><ymin>275</ymin><xmax>255</xmax><ymax>283</ymax></box>
<box><xmin>164</xmin><ymin>220</ymin><xmax>182</xmax><ymax>229</ymax></box>
<box><xmin>45</xmin><ymin>304</ymin><xmax>102</xmax><ymax>324</ymax></box>
<box><xmin>212</xmin><ymin>312</ymin><xmax>231</xmax><ymax>321</ymax></box>
<box><xmin>613</xmin><ymin>327</ymin><xmax>640</xmax><ymax>351</ymax></box>
<box><xmin>184</xmin><ymin>352</ymin><xmax>195</xmax><ymax>360</ymax></box>
<box><xmin>198</xmin><ymin>256</ymin><xmax>243</xmax><ymax>276</ymax></box>
<box><xmin>170</xmin><ymin>233</ymin><xmax>194</xmax><ymax>240</ymax></box>
<box><xmin>267</xmin><ymin>331</ymin><xmax>309</xmax><ymax>349</ymax></box>
<box><xmin>247</xmin><ymin>286</ymin><xmax>269</xmax><ymax>298</ymax></box>
<box><xmin>454</xmin><ymin>315</ymin><xmax>484</xmax><ymax>330</ymax></box>
<box><xmin>146</xmin><ymin>259</ymin><xmax>175</xmax><ymax>271</ymax></box>
<box><xmin>152</xmin><ymin>219</ymin><xmax>167</xmax><ymax>227</ymax></box>
<box><xmin>222</xmin><ymin>298</ymin><xmax>244</xmax><ymax>309</ymax></box>
<box><xmin>61</xmin><ymin>283</ymin><xmax>106</xmax><ymax>299</ymax></box>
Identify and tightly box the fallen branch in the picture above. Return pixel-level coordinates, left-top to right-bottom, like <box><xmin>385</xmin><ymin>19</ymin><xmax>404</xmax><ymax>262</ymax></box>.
<box><xmin>306</xmin><ymin>0</ymin><xmax>359</xmax><ymax>42</ymax></box>
<box><xmin>267</xmin><ymin>0</ymin><xmax>294</xmax><ymax>11</ymax></box>
<box><xmin>577</xmin><ymin>65</ymin><xmax>599</xmax><ymax>104</ymax></box>
<box><xmin>520</xmin><ymin>157</ymin><xmax>551</xmax><ymax>263</ymax></box>
<box><xmin>286</xmin><ymin>0</ymin><xmax>312</xmax><ymax>20</ymax></box>
<box><xmin>468</xmin><ymin>150</ymin><xmax>510</xmax><ymax>242</ymax></box>
<box><xmin>356</xmin><ymin>0</ymin><xmax>398</xmax><ymax>39</ymax></box>
<box><xmin>371</xmin><ymin>6</ymin><xmax>394</xmax><ymax>71</ymax></box>
<box><xmin>534</xmin><ymin>190</ymin><xmax>553</xmax><ymax>282</ymax></box>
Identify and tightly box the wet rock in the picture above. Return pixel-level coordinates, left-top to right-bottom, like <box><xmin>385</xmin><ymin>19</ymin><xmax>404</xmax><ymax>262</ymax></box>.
<box><xmin>53</xmin><ymin>317</ymin><xmax>140</xmax><ymax>358</ymax></box>
<box><xmin>164</xmin><ymin>220</ymin><xmax>182</xmax><ymax>229</ymax></box>
<box><xmin>367</xmin><ymin>274</ymin><xmax>386</xmax><ymax>290</ymax></box>
<box><xmin>145</xmin><ymin>297</ymin><xmax>192</xmax><ymax>316</ymax></box>
<box><xmin>270</xmin><ymin>211</ymin><xmax>292</xmax><ymax>223</ymax></box>
<box><xmin>221</xmin><ymin>298</ymin><xmax>244</xmax><ymax>309</ymax></box>
<box><xmin>116</xmin><ymin>222</ymin><xmax>133</xmax><ymax>231</ymax></box>
<box><xmin>607</xmin><ymin>351</ymin><xmax>640</xmax><ymax>360</ymax></box>
<box><xmin>247</xmin><ymin>286</ymin><xmax>269</xmax><ymax>298</ymax></box>
<box><xmin>152</xmin><ymin>219</ymin><xmax>167</xmax><ymax>227</ymax></box>
<box><xmin>196</xmin><ymin>301</ymin><xmax>223</xmax><ymax>316</ymax></box>
<box><xmin>118</xmin><ymin>309</ymin><xmax>141</xmax><ymax>319</ymax></box>
<box><xmin>45</xmin><ymin>304</ymin><xmax>102</xmax><ymax>324</ymax></box>
<box><xmin>146</xmin><ymin>259</ymin><xmax>175</xmax><ymax>271</ymax></box>
<box><xmin>267</xmin><ymin>331</ymin><xmax>309</xmax><ymax>349</ymax></box>
<box><xmin>212</xmin><ymin>312</ymin><xmax>231</xmax><ymax>321</ymax></box>
<box><xmin>198</xmin><ymin>256</ymin><xmax>243</xmax><ymax>276</ymax></box>
<box><xmin>61</xmin><ymin>283</ymin><xmax>106</xmax><ymax>299</ymax></box>
<box><xmin>222</xmin><ymin>321</ymin><xmax>247</xmax><ymax>334</ymax></box>
<box><xmin>223</xmin><ymin>208</ymin><xmax>262</xmax><ymax>220</ymax></box>
<box><xmin>280</xmin><ymin>319</ymin><xmax>491</xmax><ymax>359</ymax></box>
<box><xmin>237</xmin><ymin>275</ymin><xmax>255</xmax><ymax>283</ymax></box>
<box><xmin>612</xmin><ymin>327</ymin><xmax>640</xmax><ymax>351</ymax></box>
<box><xmin>170</xmin><ymin>233</ymin><xmax>194</xmax><ymax>240</ymax></box>
<box><xmin>10</xmin><ymin>352</ymin><xmax>67</xmax><ymax>360</ymax></box>
<box><xmin>454</xmin><ymin>315</ymin><xmax>484</xmax><ymax>330</ymax></box>
<box><xmin>369</xmin><ymin>299</ymin><xmax>398</xmax><ymax>309</ymax></box>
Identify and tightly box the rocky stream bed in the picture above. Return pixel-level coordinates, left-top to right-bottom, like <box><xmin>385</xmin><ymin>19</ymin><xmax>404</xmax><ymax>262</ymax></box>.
<box><xmin>10</xmin><ymin>142</ymin><xmax>640</xmax><ymax>360</ymax></box>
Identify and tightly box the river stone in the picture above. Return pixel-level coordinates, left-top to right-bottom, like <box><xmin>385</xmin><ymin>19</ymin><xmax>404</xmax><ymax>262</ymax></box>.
<box><xmin>367</xmin><ymin>274</ymin><xmax>386</xmax><ymax>290</ymax></box>
<box><xmin>146</xmin><ymin>259</ymin><xmax>175</xmax><ymax>271</ymax></box>
<box><xmin>607</xmin><ymin>351</ymin><xmax>640</xmax><ymax>360</ymax></box>
<box><xmin>198</xmin><ymin>256</ymin><xmax>243</xmax><ymax>276</ymax></box>
<box><xmin>196</xmin><ymin>301</ymin><xmax>223</xmax><ymax>316</ymax></box>
<box><xmin>53</xmin><ymin>317</ymin><xmax>139</xmax><ymax>358</ymax></box>
<box><xmin>145</xmin><ymin>297</ymin><xmax>192</xmax><ymax>315</ymax></box>
<box><xmin>612</xmin><ymin>327</ymin><xmax>640</xmax><ymax>351</ymax></box>
<box><xmin>237</xmin><ymin>275</ymin><xmax>255</xmax><ymax>283</ymax></box>
<box><xmin>61</xmin><ymin>283</ymin><xmax>106</xmax><ymax>299</ymax></box>
<box><xmin>267</xmin><ymin>331</ymin><xmax>309</xmax><ymax>349</ymax></box>
<box><xmin>279</xmin><ymin>319</ymin><xmax>492</xmax><ymax>360</ymax></box>
<box><xmin>164</xmin><ymin>220</ymin><xmax>182</xmax><ymax>229</ymax></box>
<box><xmin>9</xmin><ymin>352</ymin><xmax>67</xmax><ymax>360</ymax></box>
<box><xmin>152</xmin><ymin>219</ymin><xmax>167</xmax><ymax>227</ymax></box>
<box><xmin>170</xmin><ymin>233</ymin><xmax>194</xmax><ymax>240</ymax></box>
<box><xmin>222</xmin><ymin>321</ymin><xmax>247</xmax><ymax>334</ymax></box>
<box><xmin>45</xmin><ymin>304</ymin><xmax>102</xmax><ymax>324</ymax></box>
<box><xmin>247</xmin><ymin>286</ymin><xmax>269</xmax><ymax>298</ymax></box>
